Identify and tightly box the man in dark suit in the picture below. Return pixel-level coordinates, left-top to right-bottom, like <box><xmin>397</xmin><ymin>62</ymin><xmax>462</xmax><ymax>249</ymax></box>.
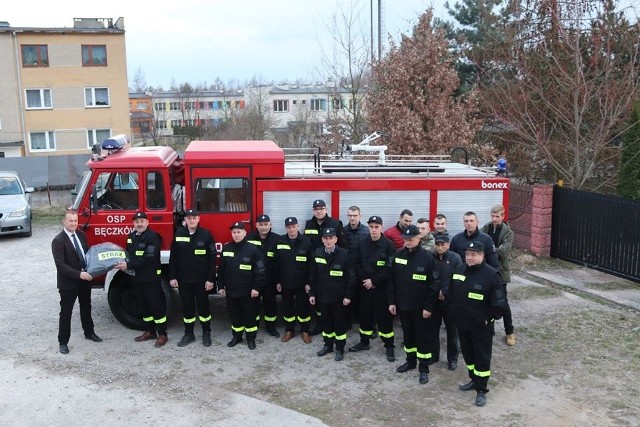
<box><xmin>52</xmin><ymin>210</ymin><xmax>102</xmax><ymax>354</ymax></box>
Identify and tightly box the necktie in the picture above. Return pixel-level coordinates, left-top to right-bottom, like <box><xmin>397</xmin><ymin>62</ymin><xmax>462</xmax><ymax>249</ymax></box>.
<box><xmin>72</xmin><ymin>234</ymin><xmax>86</xmax><ymax>269</ymax></box>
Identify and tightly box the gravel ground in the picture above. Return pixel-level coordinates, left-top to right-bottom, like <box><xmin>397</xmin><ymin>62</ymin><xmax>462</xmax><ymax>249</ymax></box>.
<box><xmin>1</xmin><ymin>217</ymin><xmax>639</xmax><ymax>426</ymax></box>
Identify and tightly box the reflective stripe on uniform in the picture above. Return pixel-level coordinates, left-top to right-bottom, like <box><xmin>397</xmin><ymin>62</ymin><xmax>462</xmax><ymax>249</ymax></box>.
<box><xmin>183</xmin><ymin>317</ymin><xmax>196</xmax><ymax>324</ymax></box>
<box><xmin>335</xmin><ymin>333</ymin><xmax>347</xmax><ymax>341</ymax></box>
<box><xmin>453</xmin><ymin>273</ymin><xmax>466</xmax><ymax>281</ymax></box>
<box><xmin>156</xmin><ymin>269</ymin><xmax>161</xmax><ymax>275</ymax></box>
<box><xmin>416</xmin><ymin>351</ymin><xmax>432</xmax><ymax>359</ymax></box>
<box><xmin>295</xmin><ymin>256</ymin><xmax>307</xmax><ymax>261</ymax></box>
<box><xmin>223</xmin><ymin>251</ymin><xmax>234</xmax><ymax>257</ymax></box>
<box><xmin>135</xmin><ymin>250</ymin><xmax>144</xmax><ymax>256</ymax></box>
<box><xmin>297</xmin><ymin>316</ymin><xmax>311</xmax><ymax>323</ymax></box>
<box><xmin>194</xmin><ymin>249</ymin><xmax>206</xmax><ymax>255</ymax></box>
<box><xmin>378</xmin><ymin>331</ymin><xmax>394</xmax><ymax>339</ymax></box>
<box><xmin>264</xmin><ymin>315</ymin><xmax>277</xmax><ymax>322</ymax></box>
<box><xmin>395</xmin><ymin>258</ymin><xmax>407</xmax><ymax>265</ymax></box>
<box><xmin>329</xmin><ymin>270</ymin><xmax>343</xmax><ymax>276</ymax></box>
<box><xmin>143</xmin><ymin>316</ymin><xmax>153</xmax><ymax>322</ymax></box>
<box><xmin>239</xmin><ymin>264</ymin><xmax>252</xmax><ymax>270</ymax></box>
<box><xmin>284</xmin><ymin>316</ymin><xmax>295</xmax><ymax>323</ymax></box>
<box><xmin>154</xmin><ymin>316</ymin><xmax>167</xmax><ymax>324</ymax></box>
<box><xmin>468</xmin><ymin>292</ymin><xmax>484</xmax><ymax>301</ymax></box>
<box><xmin>305</xmin><ymin>229</ymin><xmax>319</xmax><ymax>234</ymax></box>
<box><xmin>467</xmin><ymin>363</ymin><xmax>475</xmax><ymax>371</ymax></box>
<box><xmin>245</xmin><ymin>326</ymin><xmax>258</xmax><ymax>333</ymax></box>
<box><xmin>474</xmin><ymin>369</ymin><xmax>491</xmax><ymax>377</ymax></box>
<box><xmin>315</xmin><ymin>257</ymin><xmax>327</xmax><ymax>264</ymax></box>
<box><xmin>404</xmin><ymin>346</ymin><xmax>417</xmax><ymax>354</ymax></box>
<box><xmin>248</xmin><ymin>240</ymin><xmax>261</xmax><ymax>246</ymax></box>
<box><xmin>322</xmin><ymin>331</ymin><xmax>335</xmax><ymax>338</ymax></box>
<box><xmin>199</xmin><ymin>315</ymin><xmax>212</xmax><ymax>322</ymax></box>
<box><xmin>359</xmin><ymin>328</ymin><xmax>373</xmax><ymax>336</ymax></box>
<box><xmin>277</xmin><ymin>244</ymin><xmax>291</xmax><ymax>250</ymax></box>
<box><xmin>127</xmin><ymin>238</ymin><xmax>132</xmax><ymax>243</ymax></box>
<box><xmin>267</xmin><ymin>251</ymin><xmax>275</xmax><ymax>257</ymax></box>
<box><xmin>175</xmin><ymin>236</ymin><xmax>190</xmax><ymax>242</ymax></box>
<box><xmin>232</xmin><ymin>325</ymin><xmax>245</xmax><ymax>332</ymax></box>
<box><xmin>376</xmin><ymin>260</ymin><xmax>386</xmax><ymax>266</ymax></box>
<box><xmin>412</xmin><ymin>274</ymin><xmax>427</xmax><ymax>281</ymax></box>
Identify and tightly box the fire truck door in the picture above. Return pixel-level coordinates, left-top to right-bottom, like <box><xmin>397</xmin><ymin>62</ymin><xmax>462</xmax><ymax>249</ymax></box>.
<box><xmin>190</xmin><ymin>167</ymin><xmax>252</xmax><ymax>236</ymax></box>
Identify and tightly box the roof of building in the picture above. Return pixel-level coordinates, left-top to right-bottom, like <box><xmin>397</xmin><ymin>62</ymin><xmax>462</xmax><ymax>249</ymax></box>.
<box><xmin>0</xmin><ymin>17</ymin><xmax>124</xmax><ymax>34</ymax></box>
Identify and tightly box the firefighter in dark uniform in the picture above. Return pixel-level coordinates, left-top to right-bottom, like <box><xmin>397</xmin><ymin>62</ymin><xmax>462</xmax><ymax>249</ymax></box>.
<box><xmin>309</xmin><ymin>227</ymin><xmax>354</xmax><ymax>361</ymax></box>
<box><xmin>388</xmin><ymin>224</ymin><xmax>438</xmax><ymax>384</ymax></box>
<box><xmin>217</xmin><ymin>221</ymin><xmax>266</xmax><ymax>350</ymax></box>
<box><xmin>275</xmin><ymin>216</ymin><xmax>314</xmax><ymax>344</ymax></box>
<box><xmin>430</xmin><ymin>232</ymin><xmax>463</xmax><ymax>370</ymax></box>
<box><xmin>451</xmin><ymin>241</ymin><xmax>507</xmax><ymax>407</ymax></box>
<box><xmin>168</xmin><ymin>208</ymin><xmax>217</xmax><ymax>347</ymax></box>
<box><xmin>116</xmin><ymin>212</ymin><xmax>167</xmax><ymax>347</ymax></box>
<box><xmin>304</xmin><ymin>199</ymin><xmax>347</xmax><ymax>335</ymax></box>
<box><xmin>247</xmin><ymin>214</ymin><xmax>280</xmax><ymax>338</ymax></box>
<box><xmin>349</xmin><ymin>215</ymin><xmax>397</xmax><ymax>362</ymax></box>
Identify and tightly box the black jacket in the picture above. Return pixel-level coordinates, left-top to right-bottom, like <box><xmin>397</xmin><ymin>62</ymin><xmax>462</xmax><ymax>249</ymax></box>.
<box><xmin>126</xmin><ymin>228</ymin><xmax>162</xmax><ymax>284</ymax></box>
<box><xmin>388</xmin><ymin>246</ymin><xmax>437</xmax><ymax>312</ymax></box>
<box><xmin>450</xmin><ymin>228</ymin><xmax>499</xmax><ymax>269</ymax></box>
<box><xmin>310</xmin><ymin>246</ymin><xmax>354</xmax><ymax>304</ymax></box>
<box><xmin>343</xmin><ymin>222</ymin><xmax>369</xmax><ymax>253</ymax></box>
<box><xmin>352</xmin><ymin>235</ymin><xmax>396</xmax><ymax>288</ymax></box>
<box><xmin>304</xmin><ymin>215</ymin><xmax>346</xmax><ymax>249</ymax></box>
<box><xmin>431</xmin><ymin>250</ymin><xmax>463</xmax><ymax>298</ymax></box>
<box><xmin>246</xmin><ymin>230</ymin><xmax>279</xmax><ymax>285</ymax></box>
<box><xmin>52</xmin><ymin>229</ymin><xmax>90</xmax><ymax>291</ymax></box>
<box><xmin>168</xmin><ymin>225</ymin><xmax>217</xmax><ymax>284</ymax></box>
<box><xmin>450</xmin><ymin>261</ymin><xmax>507</xmax><ymax>331</ymax></box>
<box><xmin>217</xmin><ymin>239</ymin><xmax>266</xmax><ymax>298</ymax></box>
<box><xmin>274</xmin><ymin>232</ymin><xmax>313</xmax><ymax>291</ymax></box>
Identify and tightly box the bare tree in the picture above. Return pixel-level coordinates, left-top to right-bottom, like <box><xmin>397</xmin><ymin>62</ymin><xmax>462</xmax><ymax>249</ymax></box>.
<box><xmin>479</xmin><ymin>0</ymin><xmax>640</xmax><ymax>190</ymax></box>
<box><xmin>130</xmin><ymin>67</ymin><xmax>147</xmax><ymax>92</ymax></box>
<box><xmin>315</xmin><ymin>0</ymin><xmax>372</xmax><ymax>148</ymax></box>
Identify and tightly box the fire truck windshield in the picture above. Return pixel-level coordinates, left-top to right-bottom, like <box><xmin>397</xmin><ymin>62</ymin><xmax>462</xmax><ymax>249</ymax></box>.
<box><xmin>70</xmin><ymin>171</ymin><xmax>92</xmax><ymax>210</ymax></box>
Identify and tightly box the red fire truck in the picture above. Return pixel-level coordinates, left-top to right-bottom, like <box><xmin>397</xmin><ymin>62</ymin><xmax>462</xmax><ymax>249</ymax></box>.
<box><xmin>70</xmin><ymin>138</ymin><xmax>509</xmax><ymax>329</ymax></box>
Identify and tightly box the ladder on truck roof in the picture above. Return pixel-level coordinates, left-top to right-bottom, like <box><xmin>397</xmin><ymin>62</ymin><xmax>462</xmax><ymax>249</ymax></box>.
<box><xmin>281</xmin><ymin>132</ymin><xmax>492</xmax><ymax>177</ymax></box>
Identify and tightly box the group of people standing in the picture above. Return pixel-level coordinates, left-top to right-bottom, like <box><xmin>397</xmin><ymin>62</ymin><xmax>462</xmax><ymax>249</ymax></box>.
<box><xmin>52</xmin><ymin>201</ymin><xmax>515</xmax><ymax>407</ymax></box>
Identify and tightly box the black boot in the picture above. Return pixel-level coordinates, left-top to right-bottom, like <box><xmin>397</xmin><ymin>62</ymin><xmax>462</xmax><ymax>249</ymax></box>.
<box><xmin>265</xmin><ymin>323</ymin><xmax>280</xmax><ymax>338</ymax></box>
<box><xmin>386</xmin><ymin>347</ymin><xmax>396</xmax><ymax>362</ymax></box>
<box><xmin>419</xmin><ymin>372</ymin><xmax>429</xmax><ymax>384</ymax></box>
<box><xmin>202</xmin><ymin>332</ymin><xmax>212</xmax><ymax>347</ymax></box>
<box><xmin>317</xmin><ymin>345</ymin><xmax>333</xmax><ymax>357</ymax></box>
<box><xmin>177</xmin><ymin>333</ymin><xmax>196</xmax><ymax>347</ymax></box>
<box><xmin>247</xmin><ymin>337</ymin><xmax>256</xmax><ymax>350</ymax></box>
<box><xmin>348</xmin><ymin>341</ymin><xmax>370</xmax><ymax>352</ymax></box>
<box><xmin>458</xmin><ymin>380</ymin><xmax>476</xmax><ymax>391</ymax></box>
<box><xmin>227</xmin><ymin>335</ymin><xmax>243</xmax><ymax>347</ymax></box>
<box><xmin>396</xmin><ymin>360</ymin><xmax>417</xmax><ymax>373</ymax></box>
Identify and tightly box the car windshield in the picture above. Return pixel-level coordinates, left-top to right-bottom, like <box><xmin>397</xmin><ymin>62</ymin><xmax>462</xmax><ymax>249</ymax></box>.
<box><xmin>0</xmin><ymin>178</ymin><xmax>22</xmax><ymax>196</ymax></box>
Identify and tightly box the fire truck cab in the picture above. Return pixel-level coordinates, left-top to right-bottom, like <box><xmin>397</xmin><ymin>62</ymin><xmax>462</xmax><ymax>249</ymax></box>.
<box><xmin>70</xmin><ymin>139</ymin><xmax>509</xmax><ymax>329</ymax></box>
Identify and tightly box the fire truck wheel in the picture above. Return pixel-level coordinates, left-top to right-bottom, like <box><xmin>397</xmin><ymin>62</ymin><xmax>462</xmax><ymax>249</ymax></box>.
<box><xmin>108</xmin><ymin>274</ymin><xmax>173</xmax><ymax>330</ymax></box>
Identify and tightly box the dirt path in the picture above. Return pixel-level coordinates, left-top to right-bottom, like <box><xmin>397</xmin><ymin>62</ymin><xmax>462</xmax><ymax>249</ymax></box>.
<box><xmin>1</xmin><ymin>224</ymin><xmax>638</xmax><ymax>426</ymax></box>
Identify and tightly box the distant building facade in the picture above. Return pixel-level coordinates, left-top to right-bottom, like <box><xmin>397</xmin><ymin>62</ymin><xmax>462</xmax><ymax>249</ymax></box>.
<box><xmin>0</xmin><ymin>18</ymin><xmax>130</xmax><ymax>157</ymax></box>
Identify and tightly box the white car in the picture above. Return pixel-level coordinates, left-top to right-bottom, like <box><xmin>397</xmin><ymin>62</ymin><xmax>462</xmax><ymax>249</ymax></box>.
<box><xmin>0</xmin><ymin>171</ymin><xmax>34</xmax><ymax>237</ymax></box>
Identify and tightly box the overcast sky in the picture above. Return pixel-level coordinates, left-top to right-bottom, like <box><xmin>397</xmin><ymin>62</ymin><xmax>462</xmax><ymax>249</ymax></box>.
<box><xmin>6</xmin><ymin>0</ymin><xmax>449</xmax><ymax>89</ymax></box>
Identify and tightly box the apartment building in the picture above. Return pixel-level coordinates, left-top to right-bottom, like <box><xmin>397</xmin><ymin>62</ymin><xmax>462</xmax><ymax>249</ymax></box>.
<box><xmin>0</xmin><ymin>18</ymin><xmax>130</xmax><ymax>157</ymax></box>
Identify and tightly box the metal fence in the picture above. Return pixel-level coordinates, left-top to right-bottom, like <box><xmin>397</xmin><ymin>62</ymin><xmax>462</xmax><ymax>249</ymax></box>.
<box><xmin>0</xmin><ymin>154</ymin><xmax>88</xmax><ymax>190</ymax></box>
<box><xmin>551</xmin><ymin>186</ymin><xmax>640</xmax><ymax>282</ymax></box>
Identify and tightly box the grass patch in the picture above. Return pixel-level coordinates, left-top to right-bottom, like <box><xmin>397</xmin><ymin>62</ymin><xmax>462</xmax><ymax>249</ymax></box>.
<box><xmin>583</xmin><ymin>281</ymin><xmax>639</xmax><ymax>291</ymax></box>
<box><xmin>33</xmin><ymin>206</ymin><xmax>66</xmax><ymax>224</ymax></box>
<box><xmin>509</xmin><ymin>286</ymin><xmax>563</xmax><ymax>300</ymax></box>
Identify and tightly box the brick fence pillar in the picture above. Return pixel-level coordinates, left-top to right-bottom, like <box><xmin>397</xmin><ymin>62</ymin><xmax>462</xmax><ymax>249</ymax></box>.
<box><xmin>529</xmin><ymin>184</ymin><xmax>554</xmax><ymax>256</ymax></box>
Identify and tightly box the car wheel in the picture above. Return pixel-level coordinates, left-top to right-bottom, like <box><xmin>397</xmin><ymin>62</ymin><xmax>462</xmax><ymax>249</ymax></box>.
<box><xmin>108</xmin><ymin>273</ymin><xmax>173</xmax><ymax>330</ymax></box>
<box><xmin>21</xmin><ymin>217</ymin><xmax>32</xmax><ymax>237</ymax></box>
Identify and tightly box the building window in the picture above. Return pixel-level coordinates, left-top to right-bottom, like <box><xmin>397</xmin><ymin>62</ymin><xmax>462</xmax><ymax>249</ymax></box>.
<box><xmin>313</xmin><ymin>123</ymin><xmax>324</xmax><ymax>136</ymax></box>
<box><xmin>87</xmin><ymin>129</ymin><xmax>111</xmax><ymax>149</ymax></box>
<box><xmin>184</xmin><ymin>102</ymin><xmax>195</xmax><ymax>110</ymax></box>
<box><xmin>157</xmin><ymin>121</ymin><xmax>167</xmax><ymax>129</ymax></box>
<box><xmin>25</xmin><ymin>89</ymin><xmax>52</xmax><ymax>109</ymax></box>
<box><xmin>136</xmin><ymin>102</ymin><xmax>148</xmax><ymax>110</ymax></box>
<box><xmin>184</xmin><ymin>119</ymin><xmax>196</xmax><ymax>127</ymax></box>
<box><xmin>29</xmin><ymin>131</ymin><xmax>55</xmax><ymax>151</ymax></box>
<box><xmin>171</xmin><ymin>120</ymin><xmax>181</xmax><ymax>128</ymax></box>
<box><xmin>332</xmin><ymin>97</ymin><xmax>343</xmax><ymax>110</ymax></box>
<box><xmin>21</xmin><ymin>45</ymin><xmax>48</xmax><ymax>67</ymax></box>
<box><xmin>154</xmin><ymin>102</ymin><xmax>166</xmax><ymax>111</ymax></box>
<box><xmin>273</xmin><ymin>100</ymin><xmax>289</xmax><ymax>112</ymax></box>
<box><xmin>170</xmin><ymin>102</ymin><xmax>181</xmax><ymax>111</ymax></box>
<box><xmin>82</xmin><ymin>45</ymin><xmax>107</xmax><ymax>66</ymax></box>
<box><xmin>348</xmin><ymin>98</ymin><xmax>359</xmax><ymax>111</ymax></box>
<box><xmin>310</xmin><ymin>99</ymin><xmax>326</xmax><ymax>111</ymax></box>
<box><xmin>85</xmin><ymin>87</ymin><xmax>110</xmax><ymax>107</ymax></box>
